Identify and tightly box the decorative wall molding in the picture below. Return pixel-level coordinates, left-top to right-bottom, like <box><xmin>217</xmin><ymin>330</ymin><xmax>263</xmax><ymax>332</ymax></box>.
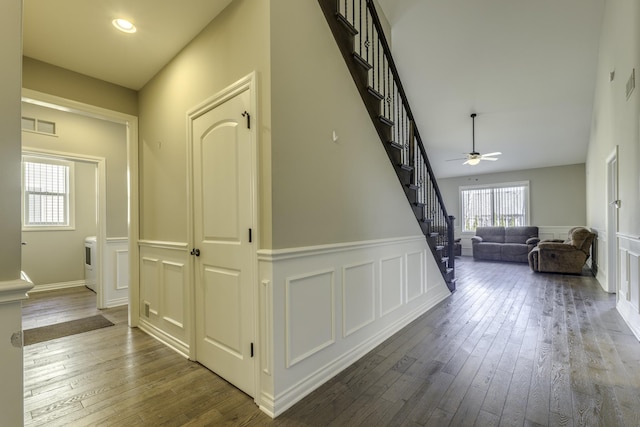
<box><xmin>342</xmin><ymin>261</ymin><xmax>375</xmax><ymax>338</ymax></box>
<box><xmin>0</xmin><ymin>279</ymin><xmax>34</xmax><ymax>303</ymax></box>
<box><xmin>138</xmin><ymin>240</ymin><xmax>189</xmax><ymax>250</ymax></box>
<box><xmin>139</xmin><ymin>242</ymin><xmax>191</xmax><ymax>356</ymax></box>
<box><xmin>617</xmin><ymin>234</ymin><xmax>640</xmax><ymax>340</ymax></box>
<box><xmin>285</xmin><ymin>269</ymin><xmax>336</xmax><ymax>368</ymax></box>
<box><xmin>103</xmin><ymin>239</ymin><xmax>129</xmax><ymax>308</ymax></box>
<box><xmin>380</xmin><ymin>255</ymin><xmax>403</xmax><ymax>317</ymax></box>
<box><xmin>259</xmin><ymin>235</ymin><xmax>450</xmax><ymax>417</ymax></box>
<box><xmin>257</xmin><ymin>236</ymin><xmax>426</xmax><ymax>261</ymax></box>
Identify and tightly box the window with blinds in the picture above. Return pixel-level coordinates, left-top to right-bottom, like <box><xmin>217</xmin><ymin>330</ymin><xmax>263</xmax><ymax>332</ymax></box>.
<box><xmin>22</xmin><ymin>156</ymin><xmax>74</xmax><ymax>229</ymax></box>
<box><xmin>459</xmin><ymin>181</ymin><xmax>530</xmax><ymax>232</ymax></box>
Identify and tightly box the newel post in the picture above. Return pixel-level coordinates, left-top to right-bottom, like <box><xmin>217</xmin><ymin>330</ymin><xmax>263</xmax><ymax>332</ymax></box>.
<box><xmin>448</xmin><ymin>215</ymin><xmax>456</xmax><ymax>272</ymax></box>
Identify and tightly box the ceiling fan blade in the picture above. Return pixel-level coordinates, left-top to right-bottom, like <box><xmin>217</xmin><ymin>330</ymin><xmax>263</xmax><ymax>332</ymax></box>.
<box><xmin>481</xmin><ymin>157</ymin><xmax>499</xmax><ymax>161</ymax></box>
<box><xmin>482</xmin><ymin>152</ymin><xmax>502</xmax><ymax>157</ymax></box>
<box><xmin>462</xmin><ymin>159</ymin><xmax>471</xmax><ymax>165</ymax></box>
<box><xmin>446</xmin><ymin>157</ymin><xmax>467</xmax><ymax>162</ymax></box>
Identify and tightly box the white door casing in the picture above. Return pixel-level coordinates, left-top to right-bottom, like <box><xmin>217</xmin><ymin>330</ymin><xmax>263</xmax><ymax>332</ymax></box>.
<box><xmin>189</xmin><ymin>76</ymin><xmax>257</xmax><ymax>397</ymax></box>
<box><xmin>607</xmin><ymin>148</ymin><xmax>618</xmax><ymax>295</ymax></box>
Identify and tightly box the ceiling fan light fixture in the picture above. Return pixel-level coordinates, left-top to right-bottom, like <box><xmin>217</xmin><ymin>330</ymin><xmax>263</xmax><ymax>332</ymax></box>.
<box><xmin>467</xmin><ymin>157</ymin><xmax>481</xmax><ymax>166</ymax></box>
<box><xmin>112</xmin><ymin>18</ymin><xmax>137</xmax><ymax>34</ymax></box>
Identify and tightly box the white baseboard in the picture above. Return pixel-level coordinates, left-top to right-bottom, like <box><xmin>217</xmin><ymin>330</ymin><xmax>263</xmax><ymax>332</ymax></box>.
<box><xmin>258</xmin><ymin>235</ymin><xmax>451</xmax><ymax>417</ymax></box>
<box><xmin>617</xmin><ymin>234</ymin><xmax>640</xmax><ymax>340</ymax></box>
<box><xmin>104</xmin><ymin>297</ymin><xmax>128</xmax><ymax>308</ymax></box>
<box><xmin>28</xmin><ymin>280</ymin><xmax>86</xmax><ymax>293</ymax></box>
<box><xmin>271</xmin><ymin>285</ymin><xmax>449</xmax><ymax>416</ymax></box>
<box><xmin>138</xmin><ymin>318</ymin><xmax>190</xmax><ymax>358</ymax></box>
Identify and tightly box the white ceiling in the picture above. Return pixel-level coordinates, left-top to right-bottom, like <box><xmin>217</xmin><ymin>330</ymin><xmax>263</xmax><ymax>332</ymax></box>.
<box><xmin>22</xmin><ymin>0</ymin><xmax>605</xmax><ymax>178</ymax></box>
<box><xmin>22</xmin><ymin>0</ymin><xmax>233</xmax><ymax>90</ymax></box>
<box><xmin>376</xmin><ymin>0</ymin><xmax>605</xmax><ymax>178</ymax></box>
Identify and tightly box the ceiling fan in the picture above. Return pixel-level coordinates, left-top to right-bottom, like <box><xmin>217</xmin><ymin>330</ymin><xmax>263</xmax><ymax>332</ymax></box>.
<box><xmin>448</xmin><ymin>113</ymin><xmax>502</xmax><ymax>165</ymax></box>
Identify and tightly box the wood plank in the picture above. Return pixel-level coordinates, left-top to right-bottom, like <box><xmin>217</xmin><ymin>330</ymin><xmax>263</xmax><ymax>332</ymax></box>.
<box><xmin>21</xmin><ymin>258</ymin><xmax>640</xmax><ymax>426</ymax></box>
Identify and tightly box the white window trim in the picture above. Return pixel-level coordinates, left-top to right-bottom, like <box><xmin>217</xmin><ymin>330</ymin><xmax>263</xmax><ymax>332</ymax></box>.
<box><xmin>22</xmin><ymin>154</ymin><xmax>76</xmax><ymax>231</ymax></box>
<box><xmin>459</xmin><ymin>180</ymin><xmax>530</xmax><ymax>234</ymax></box>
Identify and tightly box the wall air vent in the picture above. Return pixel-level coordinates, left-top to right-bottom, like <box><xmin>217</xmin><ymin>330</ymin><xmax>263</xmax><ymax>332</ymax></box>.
<box><xmin>626</xmin><ymin>68</ymin><xmax>635</xmax><ymax>100</ymax></box>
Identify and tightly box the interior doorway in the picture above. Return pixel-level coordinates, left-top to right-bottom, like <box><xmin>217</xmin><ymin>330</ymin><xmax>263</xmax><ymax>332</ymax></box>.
<box><xmin>20</xmin><ymin>150</ymin><xmax>101</xmax><ymax>303</ymax></box>
<box><xmin>21</xmin><ymin>89</ymin><xmax>139</xmax><ymax>322</ymax></box>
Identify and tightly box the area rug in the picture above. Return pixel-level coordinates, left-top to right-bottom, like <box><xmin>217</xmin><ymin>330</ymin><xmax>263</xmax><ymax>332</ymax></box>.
<box><xmin>23</xmin><ymin>315</ymin><xmax>114</xmax><ymax>346</ymax></box>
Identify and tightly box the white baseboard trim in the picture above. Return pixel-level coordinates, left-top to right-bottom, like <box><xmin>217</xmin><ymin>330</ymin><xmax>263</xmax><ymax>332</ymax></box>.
<box><xmin>258</xmin><ymin>392</ymin><xmax>276</xmax><ymax>418</ymax></box>
<box><xmin>104</xmin><ymin>297</ymin><xmax>128</xmax><ymax>308</ymax></box>
<box><xmin>617</xmin><ymin>301</ymin><xmax>640</xmax><ymax>341</ymax></box>
<box><xmin>28</xmin><ymin>280</ymin><xmax>86</xmax><ymax>293</ymax></box>
<box><xmin>138</xmin><ymin>318</ymin><xmax>190</xmax><ymax>358</ymax></box>
<box><xmin>271</xmin><ymin>286</ymin><xmax>450</xmax><ymax>417</ymax></box>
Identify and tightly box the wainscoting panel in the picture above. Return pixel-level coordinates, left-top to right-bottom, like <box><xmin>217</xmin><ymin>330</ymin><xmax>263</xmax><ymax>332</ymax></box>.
<box><xmin>257</xmin><ymin>236</ymin><xmax>451</xmax><ymax>416</ymax></box>
<box><xmin>285</xmin><ymin>270</ymin><xmax>335</xmax><ymax>368</ymax></box>
<box><xmin>406</xmin><ymin>250</ymin><xmax>425</xmax><ymax>302</ymax></box>
<box><xmin>141</xmin><ymin>257</ymin><xmax>160</xmax><ymax>317</ymax></box>
<box><xmin>138</xmin><ymin>241</ymin><xmax>190</xmax><ymax>357</ymax></box>
<box><xmin>162</xmin><ymin>261</ymin><xmax>186</xmax><ymax>329</ymax></box>
<box><xmin>342</xmin><ymin>261</ymin><xmax>375</xmax><ymax>338</ymax></box>
<box><xmin>380</xmin><ymin>255</ymin><xmax>403</xmax><ymax>316</ymax></box>
<box><xmin>103</xmin><ymin>238</ymin><xmax>129</xmax><ymax>308</ymax></box>
<box><xmin>617</xmin><ymin>234</ymin><xmax>640</xmax><ymax>340</ymax></box>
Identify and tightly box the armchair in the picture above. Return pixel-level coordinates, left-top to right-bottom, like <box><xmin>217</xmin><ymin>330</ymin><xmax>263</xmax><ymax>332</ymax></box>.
<box><xmin>528</xmin><ymin>227</ymin><xmax>595</xmax><ymax>274</ymax></box>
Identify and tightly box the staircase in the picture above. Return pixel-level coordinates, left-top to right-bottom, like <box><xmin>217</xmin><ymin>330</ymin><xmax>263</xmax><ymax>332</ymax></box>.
<box><xmin>318</xmin><ymin>0</ymin><xmax>456</xmax><ymax>291</ymax></box>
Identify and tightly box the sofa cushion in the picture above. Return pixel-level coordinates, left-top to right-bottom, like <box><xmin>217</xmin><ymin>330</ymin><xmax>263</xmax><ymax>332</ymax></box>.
<box><xmin>504</xmin><ymin>226</ymin><xmax>539</xmax><ymax>244</ymax></box>
<box><xmin>501</xmin><ymin>243</ymin><xmax>530</xmax><ymax>263</ymax></box>
<box><xmin>473</xmin><ymin>242</ymin><xmax>502</xmax><ymax>261</ymax></box>
<box><xmin>475</xmin><ymin>226</ymin><xmax>505</xmax><ymax>243</ymax></box>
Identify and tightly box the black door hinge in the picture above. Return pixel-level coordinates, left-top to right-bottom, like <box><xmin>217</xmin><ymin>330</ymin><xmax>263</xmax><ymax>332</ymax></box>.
<box><xmin>250</xmin><ymin>342</ymin><xmax>254</xmax><ymax>358</ymax></box>
<box><xmin>242</xmin><ymin>111</ymin><xmax>251</xmax><ymax>129</ymax></box>
<box><xmin>249</xmin><ymin>228</ymin><xmax>252</xmax><ymax>243</ymax></box>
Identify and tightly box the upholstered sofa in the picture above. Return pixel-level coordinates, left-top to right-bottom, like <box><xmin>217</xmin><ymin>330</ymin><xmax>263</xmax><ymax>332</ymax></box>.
<box><xmin>528</xmin><ymin>227</ymin><xmax>595</xmax><ymax>274</ymax></box>
<box><xmin>471</xmin><ymin>226</ymin><xmax>540</xmax><ymax>263</ymax></box>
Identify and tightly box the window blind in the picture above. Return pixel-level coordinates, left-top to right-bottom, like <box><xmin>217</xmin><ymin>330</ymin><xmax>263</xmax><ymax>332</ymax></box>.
<box><xmin>460</xmin><ymin>182</ymin><xmax>529</xmax><ymax>231</ymax></box>
<box><xmin>24</xmin><ymin>161</ymin><xmax>69</xmax><ymax>226</ymax></box>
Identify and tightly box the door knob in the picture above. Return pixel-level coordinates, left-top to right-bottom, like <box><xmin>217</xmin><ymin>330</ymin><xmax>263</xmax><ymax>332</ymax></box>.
<box><xmin>190</xmin><ymin>248</ymin><xmax>200</xmax><ymax>257</ymax></box>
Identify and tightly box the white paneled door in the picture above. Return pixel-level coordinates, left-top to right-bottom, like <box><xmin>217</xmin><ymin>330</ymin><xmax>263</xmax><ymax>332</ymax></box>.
<box><xmin>192</xmin><ymin>87</ymin><xmax>255</xmax><ymax>397</ymax></box>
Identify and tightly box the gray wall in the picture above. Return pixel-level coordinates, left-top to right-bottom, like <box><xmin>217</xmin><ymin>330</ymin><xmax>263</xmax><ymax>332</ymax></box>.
<box><xmin>23</xmin><ymin>57</ymin><xmax>138</xmax><ymax>116</ymax></box>
<box><xmin>21</xmin><ymin>102</ymin><xmax>127</xmax><ymax>285</ymax></box>
<box><xmin>586</xmin><ymin>0</ymin><xmax>640</xmax><ymax>237</ymax></box>
<box><xmin>0</xmin><ymin>0</ymin><xmax>22</xmax><ymax>282</ymax></box>
<box><xmin>137</xmin><ymin>0</ymin><xmax>271</xmax><ymax>245</ymax></box>
<box><xmin>21</xmin><ymin>160</ymin><xmax>97</xmax><ymax>286</ymax></box>
<box><xmin>438</xmin><ymin>163</ymin><xmax>587</xmax><ymax>233</ymax></box>
<box><xmin>270</xmin><ymin>0</ymin><xmax>420</xmax><ymax>248</ymax></box>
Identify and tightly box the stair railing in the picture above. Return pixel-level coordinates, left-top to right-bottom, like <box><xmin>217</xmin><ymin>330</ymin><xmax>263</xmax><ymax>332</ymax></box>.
<box><xmin>320</xmin><ymin>0</ymin><xmax>456</xmax><ymax>290</ymax></box>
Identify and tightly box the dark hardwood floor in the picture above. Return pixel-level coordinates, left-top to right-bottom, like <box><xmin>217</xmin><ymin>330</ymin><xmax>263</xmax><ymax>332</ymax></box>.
<box><xmin>23</xmin><ymin>258</ymin><xmax>640</xmax><ymax>426</ymax></box>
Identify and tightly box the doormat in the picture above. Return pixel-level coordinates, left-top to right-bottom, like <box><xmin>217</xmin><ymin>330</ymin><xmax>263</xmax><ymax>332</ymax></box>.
<box><xmin>23</xmin><ymin>315</ymin><xmax>114</xmax><ymax>346</ymax></box>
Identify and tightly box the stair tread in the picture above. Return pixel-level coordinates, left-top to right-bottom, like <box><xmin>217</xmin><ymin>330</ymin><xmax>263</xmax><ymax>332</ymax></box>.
<box><xmin>335</xmin><ymin>13</ymin><xmax>358</xmax><ymax>35</ymax></box>
<box><xmin>379</xmin><ymin>116</ymin><xmax>394</xmax><ymax>127</ymax></box>
<box><xmin>352</xmin><ymin>53</ymin><xmax>373</xmax><ymax>70</ymax></box>
<box><xmin>389</xmin><ymin>141</ymin><xmax>404</xmax><ymax>150</ymax></box>
<box><xmin>367</xmin><ymin>87</ymin><xmax>384</xmax><ymax>100</ymax></box>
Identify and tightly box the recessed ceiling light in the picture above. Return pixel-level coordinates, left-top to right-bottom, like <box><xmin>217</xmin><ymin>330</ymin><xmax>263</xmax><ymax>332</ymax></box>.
<box><xmin>112</xmin><ymin>18</ymin><xmax>136</xmax><ymax>34</ymax></box>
